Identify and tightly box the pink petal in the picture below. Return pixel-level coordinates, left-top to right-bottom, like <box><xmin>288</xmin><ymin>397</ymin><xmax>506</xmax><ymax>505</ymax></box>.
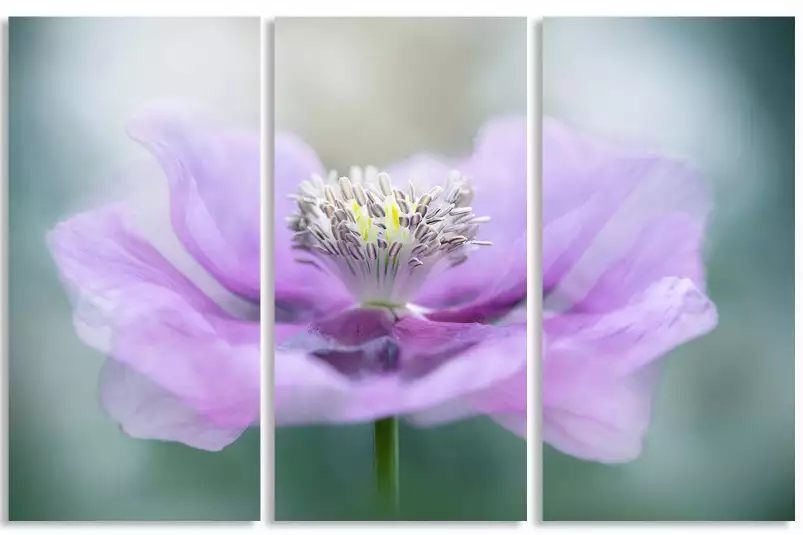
<box><xmin>542</xmin><ymin>118</ymin><xmax>711</xmax><ymax>312</ymax></box>
<box><xmin>274</xmin><ymin>132</ymin><xmax>353</xmax><ymax>319</ymax></box>
<box><xmin>110</xmin><ymin>295</ymin><xmax>260</xmax><ymax>430</ymax></box>
<box><xmin>388</xmin><ymin>116</ymin><xmax>527</xmax><ymax>248</ymax></box>
<box><xmin>274</xmin><ymin>322</ymin><xmax>309</xmax><ymax>345</ymax></box>
<box><xmin>462</xmin><ymin>116</ymin><xmax>528</xmax><ymax>246</ymax></box>
<box><xmin>542</xmin><ymin>365</ymin><xmax>660</xmax><ymax>463</ymax></box>
<box><xmin>100</xmin><ymin>360</ymin><xmax>246</xmax><ymax>451</ymax></box>
<box><xmin>48</xmin><ymin>204</ymin><xmax>260</xmax><ymax>450</ymax></box>
<box><xmin>542</xmin><ymin>277</ymin><xmax>716</xmax><ymax>462</ymax></box>
<box><xmin>422</xmin><ymin>234</ymin><xmax>526</xmax><ymax>323</ymax></box>
<box><xmin>474</xmin><ymin>369</ymin><xmax>527</xmax><ymax>438</ymax></box>
<box><xmin>542</xmin><ymin>120</ymin><xmax>718</xmax><ymax>462</ymax></box>
<box><xmin>406</xmin><ymin>366</ymin><xmax>528</xmax><ymax>437</ymax></box>
<box><xmin>412</xmin><ymin>301</ymin><xmax>527</xmax><ymax>435</ymax></box>
<box><xmin>393</xmin><ymin>117</ymin><xmax>527</xmax><ymax>321</ymax></box>
<box><xmin>543</xmin><ymin>277</ymin><xmax>716</xmax><ymax>407</ymax></box>
<box><xmin>275</xmin><ymin>312</ymin><xmax>526</xmax><ymax>425</ymax></box>
<box><xmin>127</xmin><ymin>103</ymin><xmax>261</xmax><ymax>300</ymax></box>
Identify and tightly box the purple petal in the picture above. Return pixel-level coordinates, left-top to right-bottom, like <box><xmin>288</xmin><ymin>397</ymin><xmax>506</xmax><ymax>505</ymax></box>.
<box><xmin>497</xmin><ymin>300</ymin><xmax>528</xmax><ymax>327</ymax></box>
<box><xmin>475</xmin><ymin>370</ymin><xmax>527</xmax><ymax>437</ymax></box>
<box><xmin>275</xmin><ymin>322</ymin><xmax>309</xmax><ymax>345</ymax></box>
<box><xmin>543</xmin><ymin>118</ymin><xmax>711</xmax><ymax>312</ymax></box>
<box><xmin>543</xmin><ymin>277</ymin><xmax>716</xmax><ymax>408</ymax></box>
<box><xmin>391</xmin><ymin>117</ymin><xmax>527</xmax><ymax>321</ymax></box>
<box><xmin>542</xmin><ymin>120</ymin><xmax>718</xmax><ymax>462</ymax></box>
<box><xmin>407</xmin><ymin>360</ymin><xmax>527</xmax><ymax>437</ymax></box>
<box><xmin>100</xmin><ymin>360</ymin><xmax>246</xmax><ymax>451</ymax></box>
<box><xmin>461</xmin><ymin>116</ymin><xmax>528</xmax><ymax>245</ymax></box>
<box><xmin>542</xmin><ymin>277</ymin><xmax>716</xmax><ymax>462</ymax></box>
<box><xmin>274</xmin><ymin>132</ymin><xmax>353</xmax><ymax>320</ymax></box>
<box><xmin>386</xmin><ymin>117</ymin><xmax>527</xmax><ymax>244</ymax></box>
<box><xmin>542</xmin><ymin>365</ymin><xmax>660</xmax><ymax>463</ymax></box>
<box><xmin>421</xmin><ymin>234</ymin><xmax>526</xmax><ymax>323</ymax></box>
<box><xmin>409</xmin><ymin>299</ymin><xmax>529</xmax><ymax>434</ymax></box>
<box><xmin>275</xmin><ymin>310</ymin><xmax>526</xmax><ymax>424</ymax></box>
<box><xmin>127</xmin><ymin>104</ymin><xmax>260</xmax><ymax>301</ymax></box>
<box><xmin>48</xmin><ymin>204</ymin><xmax>260</xmax><ymax>450</ymax></box>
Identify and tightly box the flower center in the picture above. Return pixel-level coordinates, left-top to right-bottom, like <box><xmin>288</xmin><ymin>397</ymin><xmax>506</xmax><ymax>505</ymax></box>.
<box><xmin>287</xmin><ymin>166</ymin><xmax>492</xmax><ymax>306</ymax></box>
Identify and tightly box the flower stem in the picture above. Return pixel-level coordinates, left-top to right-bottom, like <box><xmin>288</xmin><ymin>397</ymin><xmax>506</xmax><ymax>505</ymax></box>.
<box><xmin>373</xmin><ymin>416</ymin><xmax>399</xmax><ymax>517</ymax></box>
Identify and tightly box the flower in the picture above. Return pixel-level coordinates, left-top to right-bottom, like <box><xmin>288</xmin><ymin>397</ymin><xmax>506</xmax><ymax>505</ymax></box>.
<box><xmin>274</xmin><ymin>117</ymin><xmax>528</xmax><ymax>432</ymax></box>
<box><xmin>48</xmin><ymin>105</ymin><xmax>261</xmax><ymax>451</ymax></box>
<box><xmin>541</xmin><ymin>118</ymin><xmax>718</xmax><ymax>463</ymax></box>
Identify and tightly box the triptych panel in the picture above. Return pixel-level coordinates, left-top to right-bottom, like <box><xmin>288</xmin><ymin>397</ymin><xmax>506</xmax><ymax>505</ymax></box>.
<box><xmin>6</xmin><ymin>15</ymin><xmax>794</xmax><ymax>523</ymax></box>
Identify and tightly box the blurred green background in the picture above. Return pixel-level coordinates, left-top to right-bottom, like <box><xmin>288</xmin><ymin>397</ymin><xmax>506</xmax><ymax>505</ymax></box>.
<box><xmin>9</xmin><ymin>18</ymin><xmax>260</xmax><ymax>520</ymax></box>
<box><xmin>543</xmin><ymin>18</ymin><xmax>794</xmax><ymax>521</ymax></box>
<box><xmin>274</xmin><ymin>18</ymin><xmax>527</xmax><ymax>521</ymax></box>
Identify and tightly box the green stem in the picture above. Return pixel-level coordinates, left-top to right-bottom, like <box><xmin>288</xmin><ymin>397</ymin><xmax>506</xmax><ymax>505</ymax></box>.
<box><xmin>373</xmin><ymin>416</ymin><xmax>399</xmax><ymax>517</ymax></box>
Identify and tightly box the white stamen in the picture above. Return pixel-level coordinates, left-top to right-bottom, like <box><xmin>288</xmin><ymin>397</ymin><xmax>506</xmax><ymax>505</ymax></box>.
<box><xmin>288</xmin><ymin>166</ymin><xmax>492</xmax><ymax>306</ymax></box>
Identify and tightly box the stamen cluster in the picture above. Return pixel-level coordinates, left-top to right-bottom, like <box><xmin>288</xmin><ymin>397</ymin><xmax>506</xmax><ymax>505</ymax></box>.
<box><xmin>286</xmin><ymin>166</ymin><xmax>492</xmax><ymax>305</ymax></box>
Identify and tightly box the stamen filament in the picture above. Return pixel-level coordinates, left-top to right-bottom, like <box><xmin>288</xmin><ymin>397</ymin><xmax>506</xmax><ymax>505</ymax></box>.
<box><xmin>287</xmin><ymin>166</ymin><xmax>492</xmax><ymax>305</ymax></box>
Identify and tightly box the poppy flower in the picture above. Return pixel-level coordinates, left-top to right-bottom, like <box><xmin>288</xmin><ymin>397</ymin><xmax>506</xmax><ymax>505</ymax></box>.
<box><xmin>274</xmin><ymin>117</ymin><xmax>528</xmax><ymax>433</ymax></box>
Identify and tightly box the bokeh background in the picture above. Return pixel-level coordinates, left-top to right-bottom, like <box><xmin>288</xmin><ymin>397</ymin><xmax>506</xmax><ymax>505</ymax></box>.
<box><xmin>542</xmin><ymin>17</ymin><xmax>794</xmax><ymax>521</ymax></box>
<box><xmin>274</xmin><ymin>18</ymin><xmax>527</xmax><ymax>521</ymax></box>
<box><xmin>9</xmin><ymin>18</ymin><xmax>260</xmax><ymax>520</ymax></box>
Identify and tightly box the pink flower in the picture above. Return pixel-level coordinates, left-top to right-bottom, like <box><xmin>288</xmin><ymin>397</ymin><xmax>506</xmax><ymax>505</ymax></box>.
<box><xmin>541</xmin><ymin>119</ymin><xmax>718</xmax><ymax>463</ymax></box>
<box><xmin>48</xmin><ymin>105</ymin><xmax>260</xmax><ymax>451</ymax></box>
<box><xmin>274</xmin><ymin>117</ymin><xmax>528</xmax><ymax>433</ymax></box>
<box><xmin>48</xmin><ymin>106</ymin><xmax>528</xmax><ymax>452</ymax></box>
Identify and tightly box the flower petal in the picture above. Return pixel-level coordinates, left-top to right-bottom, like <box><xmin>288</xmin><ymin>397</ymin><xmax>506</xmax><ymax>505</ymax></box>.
<box><xmin>543</xmin><ymin>365</ymin><xmax>660</xmax><ymax>463</ymax></box>
<box><xmin>542</xmin><ymin>277</ymin><xmax>715</xmax><ymax>462</ymax></box>
<box><xmin>48</xmin><ymin>204</ymin><xmax>260</xmax><ymax>450</ymax></box>
<box><xmin>274</xmin><ymin>132</ymin><xmax>353</xmax><ymax>320</ymax></box>
<box><xmin>391</xmin><ymin>117</ymin><xmax>527</xmax><ymax>321</ymax></box>
<box><xmin>274</xmin><ymin>310</ymin><xmax>526</xmax><ymax>425</ymax></box>
<box><xmin>407</xmin><ymin>300</ymin><xmax>529</xmax><ymax>432</ymax></box>
<box><xmin>99</xmin><ymin>360</ymin><xmax>246</xmax><ymax>451</ymax></box>
<box><xmin>543</xmin><ymin>276</ymin><xmax>716</xmax><ymax>408</ymax></box>
<box><xmin>473</xmin><ymin>369</ymin><xmax>527</xmax><ymax>437</ymax></box>
<box><xmin>542</xmin><ymin>118</ymin><xmax>712</xmax><ymax>313</ymax></box>
<box><xmin>387</xmin><ymin>116</ymin><xmax>527</xmax><ymax>248</ymax></box>
<box><xmin>127</xmin><ymin>103</ymin><xmax>260</xmax><ymax>300</ymax></box>
<box><xmin>421</xmin><ymin>234</ymin><xmax>526</xmax><ymax>323</ymax></box>
<box><xmin>462</xmin><ymin>116</ymin><xmax>527</xmax><ymax>246</ymax></box>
